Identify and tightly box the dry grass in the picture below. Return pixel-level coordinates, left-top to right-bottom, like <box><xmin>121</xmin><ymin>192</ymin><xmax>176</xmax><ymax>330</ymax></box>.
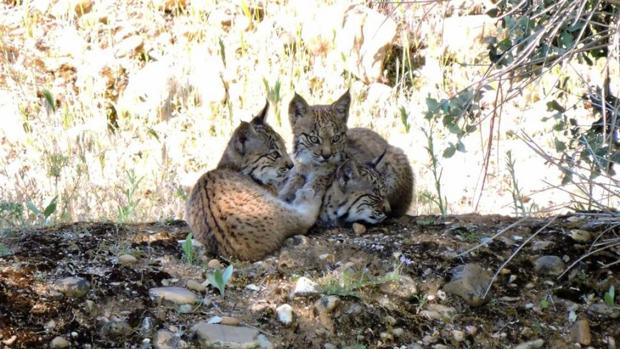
<box><xmin>0</xmin><ymin>0</ymin><xmax>617</xmax><ymax>227</ymax></box>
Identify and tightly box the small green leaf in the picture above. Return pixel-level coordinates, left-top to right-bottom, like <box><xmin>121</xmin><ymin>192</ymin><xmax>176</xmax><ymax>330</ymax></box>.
<box><xmin>546</xmin><ymin>100</ymin><xmax>565</xmax><ymax>113</ymax></box>
<box><xmin>456</xmin><ymin>141</ymin><xmax>466</xmax><ymax>152</ymax></box>
<box><xmin>604</xmin><ymin>286</ymin><xmax>615</xmax><ymax>306</ymax></box>
<box><xmin>240</xmin><ymin>0</ymin><xmax>251</xmax><ymax>19</ymax></box>
<box><xmin>486</xmin><ymin>8</ymin><xmax>498</xmax><ymax>17</ymax></box>
<box><xmin>42</xmin><ymin>89</ymin><xmax>56</xmax><ymax>113</ymax></box>
<box><xmin>443</xmin><ymin>144</ymin><xmax>456</xmax><ymax>158</ymax></box>
<box><xmin>43</xmin><ymin>196</ymin><xmax>58</xmax><ymax>219</ymax></box>
<box><xmin>554</xmin><ymin>139</ymin><xmax>567</xmax><ymax>152</ymax></box>
<box><xmin>26</xmin><ymin>201</ymin><xmax>41</xmax><ymax>216</ymax></box>
<box><xmin>222</xmin><ymin>264</ymin><xmax>234</xmax><ymax>284</ymax></box>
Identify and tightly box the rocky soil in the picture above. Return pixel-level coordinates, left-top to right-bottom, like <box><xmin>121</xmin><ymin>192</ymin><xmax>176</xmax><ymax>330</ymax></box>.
<box><xmin>1</xmin><ymin>214</ymin><xmax>619</xmax><ymax>348</ymax></box>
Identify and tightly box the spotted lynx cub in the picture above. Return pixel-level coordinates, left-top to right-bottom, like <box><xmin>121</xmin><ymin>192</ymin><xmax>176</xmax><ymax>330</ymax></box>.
<box><xmin>283</xmin><ymin>90</ymin><xmax>414</xmax><ymax>223</ymax></box>
<box><xmin>185</xmin><ymin>102</ymin><xmax>329</xmax><ymax>261</ymax></box>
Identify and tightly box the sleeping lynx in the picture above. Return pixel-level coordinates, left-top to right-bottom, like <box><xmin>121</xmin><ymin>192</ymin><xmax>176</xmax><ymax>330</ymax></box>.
<box><xmin>284</xmin><ymin>90</ymin><xmax>414</xmax><ymax>223</ymax></box>
<box><xmin>185</xmin><ymin>102</ymin><xmax>330</xmax><ymax>261</ymax></box>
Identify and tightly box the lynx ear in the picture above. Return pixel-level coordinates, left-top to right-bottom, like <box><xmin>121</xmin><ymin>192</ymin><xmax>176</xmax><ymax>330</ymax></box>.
<box><xmin>332</xmin><ymin>89</ymin><xmax>351</xmax><ymax>121</ymax></box>
<box><xmin>234</xmin><ymin>121</ymin><xmax>256</xmax><ymax>155</ymax></box>
<box><xmin>288</xmin><ymin>93</ymin><xmax>309</xmax><ymax>125</ymax></box>
<box><xmin>251</xmin><ymin>99</ymin><xmax>269</xmax><ymax>125</ymax></box>
<box><xmin>336</xmin><ymin>159</ymin><xmax>359</xmax><ymax>188</ymax></box>
<box><xmin>368</xmin><ymin>148</ymin><xmax>387</xmax><ymax>170</ymax></box>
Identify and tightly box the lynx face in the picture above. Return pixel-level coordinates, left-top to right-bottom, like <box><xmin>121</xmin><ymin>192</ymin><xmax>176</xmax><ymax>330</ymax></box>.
<box><xmin>321</xmin><ymin>158</ymin><xmax>390</xmax><ymax>226</ymax></box>
<box><xmin>288</xmin><ymin>90</ymin><xmax>350</xmax><ymax>167</ymax></box>
<box><xmin>219</xmin><ymin>101</ymin><xmax>293</xmax><ymax>188</ymax></box>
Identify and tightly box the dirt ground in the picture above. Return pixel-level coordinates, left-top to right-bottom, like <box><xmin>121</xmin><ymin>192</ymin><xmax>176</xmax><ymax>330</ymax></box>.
<box><xmin>1</xmin><ymin>214</ymin><xmax>618</xmax><ymax>348</ymax></box>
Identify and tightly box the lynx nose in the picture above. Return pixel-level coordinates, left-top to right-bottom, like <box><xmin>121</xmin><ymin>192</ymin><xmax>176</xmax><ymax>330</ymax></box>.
<box><xmin>320</xmin><ymin>152</ymin><xmax>332</xmax><ymax>161</ymax></box>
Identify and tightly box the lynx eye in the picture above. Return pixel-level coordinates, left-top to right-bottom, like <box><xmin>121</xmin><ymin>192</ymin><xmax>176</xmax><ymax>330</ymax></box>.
<box><xmin>308</xmin><ymin>135</ymin><xmax>320</xmax><ymax>144</ymax></box>
<box><xmin>332</xmin><ymin>134</ymin><xmax>342</xmax><ymax>143</ymax></box>
<box><xmin>271</xmin><ymin>151</ymin><xmax>281</xmax><ymax>159</ymax></box>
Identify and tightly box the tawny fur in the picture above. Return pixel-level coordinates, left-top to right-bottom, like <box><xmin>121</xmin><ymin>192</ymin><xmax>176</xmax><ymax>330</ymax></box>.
<box><xmin>185</xmin><ymin>102</ymin><xmax>328</xmax><ymax>261</ymax></box>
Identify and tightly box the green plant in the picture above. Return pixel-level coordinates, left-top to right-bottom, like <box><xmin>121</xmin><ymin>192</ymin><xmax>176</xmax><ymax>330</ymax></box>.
<box><xmin>0</xmin><ymin>243</ymin><xmax>11</xmax><ymax>257</ymax></box>
<box><xmin>398</xmin><ymin>106</ymin><xmax>410</xmax><ymax>133</ymax></box>
<box><xmin>506</xmin><ymin>151</ymin><xmax>529</xmax><ymax>217</ymax></box>
<box><xmin>208</xmin><ymin>264</ymin><xmax>234</xmax><ymax>296</ymax></box>
<box><xmin>262</xmin><ymin>78</ymin><xmax>282</xmax><ymax>125</ymax></box>
<box><xmin>343</xmin><ymin>345</ymin><xmax>366</xmax><ymax>349</ymax></box>
<box><xmin>0</xmin><ymin>201</ymin><xmax>24</xmax><ymax>228</ymax></box>
<box><xmin>604</xmin><ymin>286</ymin><xmax>615</xmax><ymax>306</ymax></box>
<box><xmin>182</xmin><ymin>233</ymin><xmax>195</xmax><ymax>264</ymax></box>
<box><xmin>422</xmin><ymin>124</ymin><xmax>448</xmax><ymax>216</ymax></box>
<box><xmin>539</xmin><ymin>297</ymin><xmax>550</xmax><ymax>310</ymax></box>
<box><xmin>319</xmin><ymin>265</ymin><xmax>401</xmax><ymax>298</ymax></box>
<box><xmin>26</xmin><ymin>196</ymin><xmax>58</xmax><ymax>225</ymax></box>
<box><xmin>117</xmin><ymin>170</ymin><xmax>144</xmax><ymax>223</ymax></box>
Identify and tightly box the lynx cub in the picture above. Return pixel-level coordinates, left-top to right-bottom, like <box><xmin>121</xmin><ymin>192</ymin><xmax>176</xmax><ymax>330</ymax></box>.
<box><xmin>284</xmin><ymin>90</ymin><xmax>414</xmax><ymax>223</ymax></box>
<box><xmin>185</xmin><ymin>102</ymin><xmax>329</xmax><ymax>261</ymax></box>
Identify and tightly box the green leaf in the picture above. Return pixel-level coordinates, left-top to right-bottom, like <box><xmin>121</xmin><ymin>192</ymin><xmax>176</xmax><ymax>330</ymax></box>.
<box><xmin>604</xmin><ymin>286</ymin><xmax>615</xmax><ymax>306</ymax></box>
<box><xmin>546</xmin><ymin>100</ymin><xmax>565</xmax><ymax>113</ymax></box>
<box><xmin>42</xmin><ymin>89</ymin><xmax>56</xmax><ymax>113</ymax></box>
<box><xmin>443</xmin><ymin>144</ymin><xmax>456</xmax><ymax>158</ymax></box>
<box><xmin>554</xmin><ymin>139</ymin><xmax>567</xmax><ymax>152</ymax></box>
<box><xmin>43</xmin><ymin>196</ymin><xmax>58</xmax><ymax>219</ymax></box>
<box><xmin>486</xmin><ymin>8</ymin><xmax>498</xmax><ymax>17</ymax></box>
<box><xmin>611</xmin><ymin>151</ymin><xmax>620</xmax><ymax>164</ymax></box>
<box><xmin>240</xmin><ymin>0</ymin><xmax>252</xmax><ymax>20</ymax></box>
<box><xmin>456</xmin><ymin>141</ymin><xmax>466</xmax><ymax>152</ymax></box>
<box><xmin>26</xmin><ymin>201</ymin><xmax>41</xmax><ymax>216</ymax></box>
<box><xmin>218</xmin><ymin>38</ymin><xmax>226</xmax><ymax>67</ymax></box>
<box><xmin>222</xmin><ymin>264</ymin><xmax>234</xmax><ymax>284</ymax></box>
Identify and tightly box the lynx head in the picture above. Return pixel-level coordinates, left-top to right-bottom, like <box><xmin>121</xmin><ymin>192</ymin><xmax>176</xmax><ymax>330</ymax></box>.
<box><xmin>288</xmin><ymin>90</ymin><xmax>350</xmax><ymax>167</ymax></box>
<box><xmin>218</xmin><ymin>100</ymin><xmax>293</xmax><ymax>187</ymax></box>
<box><xmin>320</xmin><ymin>152</ymin><xmax>390</xmax><ymax>226</ymax></box>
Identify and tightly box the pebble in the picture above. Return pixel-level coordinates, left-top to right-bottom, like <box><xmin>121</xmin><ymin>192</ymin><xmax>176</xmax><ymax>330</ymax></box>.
<box><xmin>588</xmin><ymin>303</ymin><xmax>620</xmax><ymax>319</ymax></box>
<box><xmin>177</xmin><ymin>304</ymin><xmax>193</xmax><ymax>313</ymax></box>
<box><xmin>533</xmin><ymin>255</ymin><xmax>565</xmax><ymax>276</ymax></box>
<box><xmin>245</xmin><ymin>284</ymin><xmax>262</xmax><ymax>292</ymax></box>
<box><xmin>118</xmin><ymin>254</ymin><xmax>138</xmax><ymax>266</ymax></box>
<box><xmin>380</xmin><ymin>331</ymin><xmax>393</xmax><ymax>341</ymax></box>
<box><xmin>55</xmin><ymin>276</ymin><xmax>91</xmax><ymax>298</ymax></box>
<box><xmin>352</xmin><ymin>222</ymin><xmax>367</xmax><ymax>234</ymax></box>
<box><xmin>192</xmin><ymin>323</ymin><xmax>265</xmax><ymax>348</ymax></box>
<box><xmin>419</xmin><ymin>304</ymin><xmax>457</xmax><ymax>322</ymax></box>
<box><xmin>220</xmin><ymin>316</ymin><xmax>241</xmax><ymax>326</ymax></box>
<box><xmin>50</xmin><ymin>336</ymin><xmax>70</xmax><ymax>349</ymax></box>
<box><xmin>276</xmin><ymin>304</ymin><xmax>294</xmax><ymax>326</ymax></box>
<box><xmin>443</xmin><ymin>263</ymin><xmax>491</xmax><ymax>306</ymax></box>
<box><xmin>570</xmin><ymin>319</ymin><xmax>591</xmax><ymax>345</ymax></box>
<box><xmin>452</xmin><ymin>330</ymin><xmax>465</xmax><ymax>342</ymax></box>
<box><xmin>392</xmin><ymin>328</ymin><xmax>404</xmax><ymax>337</ymax></box>
<box><xmin>153</xmin><ymin>329</ymin><xmax>180</xmax><ymax>349</ymax></box>
<box><xmin>291</xmin><ymin>277</ymin><xmax>319</xmax><ymax>297</ymax></box>
<box><xmin>569</xmin><ymin>229</ymin><xmax>592</xmax><ymax>242</ymax></box>
<box><xmin>531</xmin><ymin>240</ymin><xmax>553</xmax><ymax>251</ymax></box>
<box><xmin>2</xmin><ymin>335</ymin><xmax>16</xmax><ymax>346</ymax></box>
<box><xmin>324</xmin><ymin>344</ymin><xmax>337</xmax><ymax>349</ymax></box>
<box><xmin>380</xmin><ymin>275</ymin><xmax>418</xmax><ymax>299</ymax></box>
<box><xmin>186</xmin><ymin>280</ymin><xmax>206</xmax><ymax>292</ymax></box>
<box><xmin>45</xmin><ymin>320</ymin><xmax>57</xmax><ymax>331</ymax></box>
<box><xmin>207</xmin><ymin>259</ymin><xmax>222</xmax><ymax>269</ymax></box>
<box><xmin>101</xmin><ymin>318</ymin><xmax>132</xmax><ymax>338</ymax></box>
<box><xmin>149</xmin><ymin>287</ymin><xmax>199</xmax><ymax>305</ymax></box>
<box><xmin>315</xmin><ymin>295</ymin><xmax>340</xmax><ymax>313</ymax></box>
<box><xmin>512</xmin><ymin>339</ymin><xmax>544</xmax><ymax>349</ymax></box>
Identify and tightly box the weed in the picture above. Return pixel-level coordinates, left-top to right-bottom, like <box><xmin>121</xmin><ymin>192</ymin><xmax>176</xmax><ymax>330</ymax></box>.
<box><xmin>117</xmin><ymin>170</ymin><xmax>144</xmax><ymax>223</ymax></box>
<box><xmin>0</xmin><ymin>243</ymin><xmax>11</xmax><ymax>257</ymax></box>
<box><xmin>422</xmin><ymin>125</ymin><xmax>448</xmax><ymax>216</ymax></box>
<box><xmin>207</xmin><ymin>264</ymin><xmax>234</xmax><ymax>296</ymax></box>
<box><xmin>26</xmin><ymin>196</ymin><xmax>58</xmax><ymax>225</ymax></box>
<box><xmin>604</xmin><ymin>286</ymin><xmax>615</xmax><ymax>306</ymax></box>
<box><xmin>319</xmin><ymin>265</ymin><xmax>401</xmax><ymax>298</ymax></box>
<box><xmin>506</xmin><ymin>151</ymin><xmax>535</xmax><ymax>217</ymax></box>
<box><xmin>0</xmin><ymin>201</ymin><xmax>25</xmax><ymax>228</ymax></box>
<box><xmin>399</xmin><ymin>106</ymin><xmax>410</xmax><ymax>133</ymax></box>
<box><xmin>182</xmin><ymin>233</ymin><xmax>195</xmax><ymax>264</ymax></box>
<box><xmin>539</xmin><ymin>297</ymin><xmax>550</xmax><ymax>311</ymax></box>
<box><xmin>343</xmin><ymin>345</ymin><xmax>366</xmax><ymax>349</ymax></box>
<box><xmin>263</xmin><ymin>78</ymin><xmax>282</xmax><ymax>125</ymax></box>
<box><xmin>412</xmin><ymin>294</ymin><xmax>428</xmax><ymax>314</ymax></box>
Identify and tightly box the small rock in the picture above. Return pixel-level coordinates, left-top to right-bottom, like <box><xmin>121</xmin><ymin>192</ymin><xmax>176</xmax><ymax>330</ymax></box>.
<box><xmin>380</xmin><ymin>331</ymin><xmax>393</xmax><ymax>341</ymax></box>
<box><xmin>465</xmin><ymin>325</ymin><xmax>477</xmax><ymax>335</ymax></box>
<box><xmin>420</xmin><ymin>304</ymin><xmax>457</xmax><ymax>322</ymax></box>
<box><xmin>177</xmin><ymin>304</ymin><xmax>193</xmax><ymax>313</ymax></box>
<box><xmin>153</xmin><ymin>329</ymin><xmax>180</xmax><ymax>349</ymax></box>
<box><xmin>533</xmin><ymin>256</ymin><xmax>565</xmax><ymax>276</ymax></box>
<box><xmin>588</xmin><ymin>303</ymin><xmax>620</xmax><ymax>318</ymax></box>
<box><xmin>324</xmin><ymin>344</ymin><xmax>337</xmax><ymax>349</ymax></box>
<box><xmin>220</xmin><ymin>316</ymin><xmax>241</xmax><ymax>326</ymax></box>
<box><xmin>392</xmin><ymin>328</ymin><xmax>404</xmax><ymax>337</ymax></box>
<box><xmin>50</xmin><ymin>336</ymin><xmax>70</xmax><ymax>349</ymax></box>
<box><xmin>207</xmin><ymin>259</ymin><xmax>222</xmax><ymax>269</ymax></box>
<box><xmin>452</xmin><ymin>330</ymin><xmax>465</xmax><ymax>342</ymax></box>
<box><xmin>531</xmin><ymin>240</ymin><xmax>553</xmax><ymax>251</ymax></box>
<box><xmin>315</xmin><ymin>295</ymin><xmax>340</xmax><ymax>313</ymax></box>
<box><xmin>101</xmin><ymin>318</ymin><xmax>132</xmax><ymax>338</ymax></box>
<box><xmin>569</xmin><ymin>229</ymin><xmax>592</xmax><ymax>242</ymax></box>
<box><xmin>513</xmin><ymin>338</ymin><xmax>544</xmax><ymax>349</ymax></box>
<box><xmin>276</xmin><ymin>304</ymin><xmax>294</xmax><ymax>326</ymax></box>
<box><xmin>245</xmin><ymin>284</ymin><xmax>262</xmax><ymax>292</ymax></box>
<box><xmin>118</xmin><ymin>254</ymin><xmax>138</xmax><ymax>266</ymax></box>
<box><xmin>443</xmin><ymin>263</ymin><xmax>491</xmax><ymax>306</ymax></box>
<box><xmin>256</xmin><ymin>334</ymin><xmax>273</xmax><ymax>349</ymax></box>
<box><xmin>55</xmin><ymin>276</ymin><xmax>90</xmax><ymax>298</ymax></box>
<box><xmin>291</xmin><ymin>277</ymin><xmax>319</xmax><ymax>297</ymax></box>
<box><xmin>140</xmin><ymin>316</ymin><xmax>154</xmax><ymax>337</ymax></box>
<box><xmin>2</xmin><ymin>335</ymin><xmax>17</xmax><ymax>346</ymax></box>
<box><xmin>380</xmin><ymin>275</ymin><xmax>417</xmax><ymax>299</ymax></box>
<box><xmin>149</xmin><ymin>287</ymin><xmax>199</xmax><ymax>305</ymax></box>
<box><xmin>352</xmin><ymin>222</ymin><xmax>367</xmax><ymax>234</ymax></box>
<box><xmin>186</xmin><ymin>280</ymin><xmax>206</xmax><ymax>292</ymax></box>
<box><xmin>433</xmin><ymin>345</ymin><xmax>448</xmax><ymax>349</ymax></box>
<box><xmin>192</xmin><ymin>323</ymin><xmax>263</xmax><ymax>348</ymax></box>
<box><xmin>45</xmin><ymin>320</ymin><xmax>57</xmax><ymax>331</ymax></box>
<box><xmin>570</xmin><ymin>319</ymin><xmax>591</xmax><ymax>345</ymax></box>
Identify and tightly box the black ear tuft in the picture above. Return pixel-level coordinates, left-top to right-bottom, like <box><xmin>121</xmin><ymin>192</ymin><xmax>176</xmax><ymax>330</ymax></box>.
<box><xmin>252</xmin><ymin>99</ymin><xmax>269</xmax><ymax>125</ymax></box>
<box><xmin>368</xmin><ymin>148</ymin><xmax>387</xmax><ymax>169</ymax></box>
<box><xmin>235</xmin><ymin>121</ymin><xmax>253</xmax><ymax>155</ymax></box>
<box><xmin>289</xmin><ymin>93</ymin><xmax>309</xmax><ymax>121</ymax></box>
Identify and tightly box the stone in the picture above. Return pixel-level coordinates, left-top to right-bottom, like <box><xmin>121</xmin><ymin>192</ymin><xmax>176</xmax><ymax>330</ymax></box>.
<box><xmin>452</xmin><ymin>330</ymin><xmax>465</xmax><ymax>342</ymax></box>
<box><xmin>276</xmin><ymin>304</ymin><xmax>294</xmax><ymax>326</ymax></box>
<box><xmin>419</xmin><ymin>304</ymin><xmax>457</xmax><ymax>322</ymax></box>
<box><xmin>140</xmin><ymin>316</ymin><xmax>154</xmax><ymax>337</ymax></box>
<box><xmin>588</xmin><ymin>303</ymin><xmax>620</xmax><ymax>319</ymax></box>
<box><xmin>101</xmin><ymin>318</ymin><xmax>132</xmax><ymax>338</ymax></box>
<box><xmin>50</xmin><ymin>336</ymin><xmax>70</xmax><ymax>349</ymax></box>
<box><xmin>533</xmin><ymin>256</ymin><xmax>565</xmax><ymax>276</ymax></box>
<box><xmin>291</xmin><ymin>277</ymin><xmax>319</xmax><ymax>297</ymax></box>
<box><xmin>186</xmin><ymin>280</ymin><xmax>206</xmax><ymax>292</ymax></box>
<box><xmin>443</xmin><ymin>263</ymin><xmax>491</xmax><ymax>306</ymax></box>
<box><xmin>324</xmin><ymin>344</ymin><xmax>337</xmax><ymax>349</ymax></box>
<box><xmin>380</xmin><ymin>275</ymin><xmax>417</xmax><ymax>300</ymax></box>
<box><xmin>208</xmin><ymin>259</ymin><xmax>222</xmax><ymax>269</ymax></box>
<box><xmin>149</xmin><ymin>287</ymin><xmax>199</xmax><ymax>305</ymax></box>
<box><xmin>569</xmin><ymin>229</ymin><xmax>592</xmax><ymax>242</ymax></box>
<box><xmin>118</xmin><ymin>254</ymin><xmax>138</xmax><ymax>266</ymax></box>
<box><xmin>352</xmin><ymin>222</ymin><xmax>367</xmax><ymax>234</ymax></box>
<box><xmin>315</xmin><ymin>296</ymin><xmax>340</xmax><ymax>313</ymax></box>
<box><xmin>153</xmin><ymin>329</ymin><xmax>180</xmax><ymax>349</ymax></box>
<box><xmin>55</xmin><ymin>276</ymin><xmax>90</xmax><ymax>298</ymax></box>
<box><xmin>192</xmin><ymin>323</ymin><xmax>263</xmax><ymax>348</ymax></box>
<box><xmin>256</xmin><ymin>334</ymin><xmax>273</xmax><ymax>349</ymax></box>
<box><xmin>392</xmin><ymin>327</ymin><xmax>404</xmax><ymax>337</ymax></box>
<box><xmin>570</xmin><ymin>319</ymin><xmax>591</xmax><ymax>345</ymax></box>
<box><xmin>512</xmin><ymin>339</ymin><xmax>544</xmax><ymax>349</ymax></box>
<box><xmin>220</xmin><ymin>316</ymin><xmax>241</xmax><ymax>326</ymax></box>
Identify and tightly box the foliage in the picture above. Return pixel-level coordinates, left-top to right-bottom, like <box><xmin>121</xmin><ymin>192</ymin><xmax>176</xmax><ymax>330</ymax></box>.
<box><xmin>263</xmin><ymin>78</ymin><xmax>282</xmax><ymax>125</ymax></box>
<box><xmin>0</xmin><ymin>201</ymin><xmax>25</xmax><ymax>228</ymax></box>
<box><xmin>604</xmin><ymin>285</ymin><xmax>615</xmax><ymax>306</ymax></box>
<box><xmin>117</xmin><ymin>170</ymin><xmax>144</xmax><ymax>223</ymax></box>
<box><xmin>26</xmin><ymin>196</ymin><xmax>58</xmax><ymax>225</ymax></box>
<box><xmin>422</xmin><ymin>124</ymin><xmax>448</xmax><ymax>216</ymax></box>
<box><xmin>319</xmin><ymin>264</ymin><xmax>401</xmax><ymax>298</ymax></box>
<box><xmin>505</xmin><ymin>151</ymin><xmax>537</xmax><ymax>216</ymax></box>
<box><xmin>207</xmin><ymin>264</ymin><xmax>234</xmax><ymax>296</ymax></box>
<box><xmin>0</xmin><ymin>243</ymin><xmax>11</xmax><ymax>257</ymax></box>
<box><xmin>182</xmin><ymin>233</ymin><xmax>195</xmax><ymax>264</ymax></box>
